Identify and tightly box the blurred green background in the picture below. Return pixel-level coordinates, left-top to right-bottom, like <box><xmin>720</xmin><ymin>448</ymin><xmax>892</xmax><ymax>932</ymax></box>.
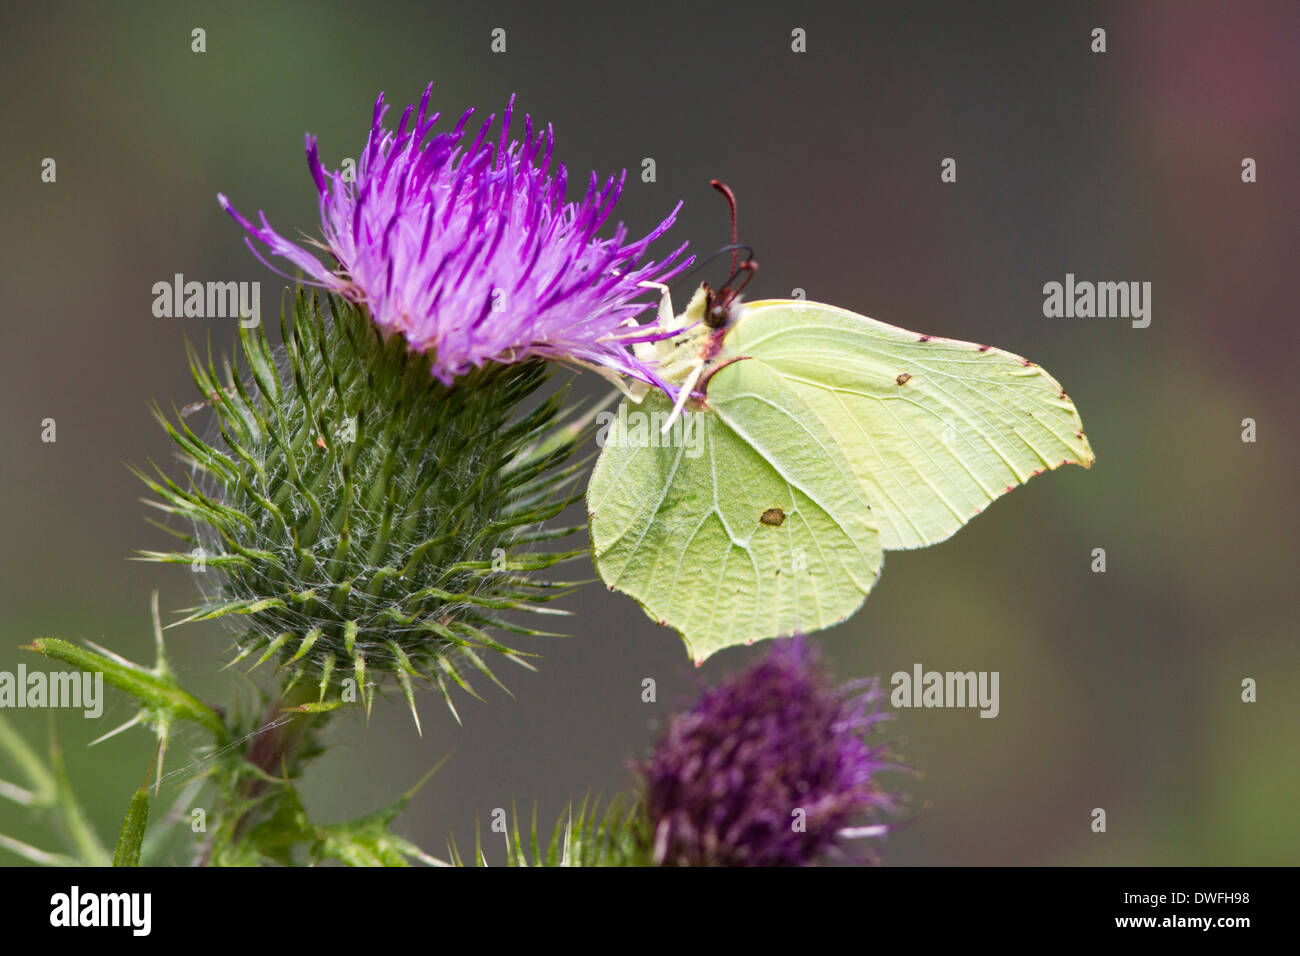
<box><xmin>1</xmin><ymin>0</ymin><xmax>1295</xmax><ymax>865</ymax></box>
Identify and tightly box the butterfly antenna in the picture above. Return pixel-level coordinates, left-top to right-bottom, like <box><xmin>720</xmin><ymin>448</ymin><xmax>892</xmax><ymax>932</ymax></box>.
<box><xmin>725</xmin><ymin>257</ymin><xmax>759</xmax><ymax>297</ymax></box>
<box><xmin>671</xmin><ymin>243</ymin><xmax>754</xmax><ymax>290</ymax></box>
<box><xmin>710</xmin><ymin>179</ymin><xmax>740</xmax><ymax>276</ymax></box>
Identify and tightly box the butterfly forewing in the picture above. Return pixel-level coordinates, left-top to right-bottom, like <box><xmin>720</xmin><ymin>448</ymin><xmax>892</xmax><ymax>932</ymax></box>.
<box><xmin>728</xmin><ymin>300</ymin><xmax>1095</xmax><ymax>550</ymax></box>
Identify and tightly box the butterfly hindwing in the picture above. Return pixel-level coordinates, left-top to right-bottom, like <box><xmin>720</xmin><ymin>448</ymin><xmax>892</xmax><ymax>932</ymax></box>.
<box><xmin>588</xmin><ymin>356</ymin><xmax>882</xmax><ymax>663</ymax></box>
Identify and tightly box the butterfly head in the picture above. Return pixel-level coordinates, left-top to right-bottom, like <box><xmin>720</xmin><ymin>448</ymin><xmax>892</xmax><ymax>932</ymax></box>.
<box><xmin>633</xmin><ymin>181</ymin><xmax>758</xmax><ymax>399</ymax></box>
<box><xmin>699</xmin><ymin>180</ymin><xmax>757</xmax><ymax>330</ymax></box>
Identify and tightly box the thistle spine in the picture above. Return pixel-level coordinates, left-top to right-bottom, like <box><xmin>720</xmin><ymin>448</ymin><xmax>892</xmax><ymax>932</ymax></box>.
<box><xmin>137</xmin><ymin>291</ymin><xmax>588</xmax><ymax>725</ymax></box>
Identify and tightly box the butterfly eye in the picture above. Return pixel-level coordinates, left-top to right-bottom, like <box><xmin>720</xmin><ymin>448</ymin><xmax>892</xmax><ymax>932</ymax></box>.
<box><xmin>704</xmin><ymin>292</ymin><xmax>730</xmax><ymax>329</ymax></box>
<box><xmin>703</xmin><ymin>259</ymin><xmax>758</xmax><ymax>329</ymax></box>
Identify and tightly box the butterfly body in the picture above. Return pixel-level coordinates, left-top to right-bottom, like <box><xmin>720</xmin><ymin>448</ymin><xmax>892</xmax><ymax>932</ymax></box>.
<box><xmin>629</xmin><ymin>284</ymin><xmax>735</xmax><ymax>409</ymax></box>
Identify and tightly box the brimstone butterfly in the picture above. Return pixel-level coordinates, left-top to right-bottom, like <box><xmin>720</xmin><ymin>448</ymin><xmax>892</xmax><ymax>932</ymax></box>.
<box><xmin>588</xmin><ymin>197</ymin><xmax>1094</xmax><ymax>664</ymax></box>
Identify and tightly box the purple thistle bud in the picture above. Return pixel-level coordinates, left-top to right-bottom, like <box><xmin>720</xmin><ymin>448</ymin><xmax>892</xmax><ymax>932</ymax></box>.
<box><xmin>218</xmin><ymin>84</ymin><xmax>691</xmax><ymax>391</ymax></box>
<box><xmin>636</xmin><ymin>639</ymin><xmax>901</xmax><ymax>866</ymax></box>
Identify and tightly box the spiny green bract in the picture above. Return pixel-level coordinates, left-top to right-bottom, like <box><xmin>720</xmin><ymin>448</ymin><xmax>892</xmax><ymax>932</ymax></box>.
<box><xmin>136</xmin><ymin>291</ymin><xmax>587</xmax><ymax>725</ymax></box>
<box><xmin>449</xmin><ymin>796</ymin><xmax>650</xmax><ymax>867</ymax></box>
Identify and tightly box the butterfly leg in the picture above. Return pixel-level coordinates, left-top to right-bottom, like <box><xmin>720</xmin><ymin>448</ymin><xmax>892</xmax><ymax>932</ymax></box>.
<box><xmin>660</xmin><ymin>358</ymin><xmax>705</xmax><ymax>436</ymax></box>
<box><xmin>567</xmin><ymin>358</ymin><xmax>645</xmax><ymax>402</ymax></box>
<box><xmin>608</xmin><ymin>269</ymin><xmax>676</xmax><ymax>329</ymax></box>
<box><xmin>637</xmin><ymin>280</ymin><xmax>676</xmax><ymax>329</ymax></box>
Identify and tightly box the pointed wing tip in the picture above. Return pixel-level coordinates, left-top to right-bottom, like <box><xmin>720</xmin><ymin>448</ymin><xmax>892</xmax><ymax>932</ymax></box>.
<box><xmin>1069</xmin><ymin>433</ymin><xmax>1097</xmax><ymax>469</ymax></box>
<box><xmin>1047</xmin><ymin>450</ymin><xmax>1095</xmax><ymax>472</ymax></box>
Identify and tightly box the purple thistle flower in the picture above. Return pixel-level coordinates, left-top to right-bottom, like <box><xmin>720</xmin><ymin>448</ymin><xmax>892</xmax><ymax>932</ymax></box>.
<box><xmin>217</xmin><ymin>84</ymin><xmax>691</xmax><ymax>391</ymax></box>
<box><xmin>636</xmin><ymin>639</ymin><xmax>901</xmax><ymax>867</ymax></box>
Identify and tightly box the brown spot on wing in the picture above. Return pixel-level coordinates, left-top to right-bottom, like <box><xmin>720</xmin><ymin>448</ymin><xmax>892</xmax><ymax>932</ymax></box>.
<box><xmin>896</xmin><ymin>372</ymin><xmax>912</xmax><ymax>385</ymax></box>
<box><xmin>759</xmin><ymin>508</ymin><xmax>786</xmax><ymax>526</ymax></box>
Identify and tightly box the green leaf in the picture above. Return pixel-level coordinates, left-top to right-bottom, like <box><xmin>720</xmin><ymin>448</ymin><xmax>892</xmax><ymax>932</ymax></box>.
<box><xmin>0</xmin><ymin>712</ymin><xmax>56</xmax><ymax>808</ymax></box>
<box><xmin>112</xmin><ymin>788</ymin><xmax>149</xmax><ymax>867</ymax></box>
<box><xmin>313</xmin><ymin>818</ymin><xmax>435</xmax><ymax>867</ymax></box>
<box><xmin>245</xmin><ymin>785</ymin><xmax>315</xmax><ymax>866</ymax></box>
<box><xmin>0</xmin><ymin>717</ymin><xmax>82</xmax><ymax>866</ymax></box>
<box><xmin>240</xmin><ymin>764</ymin><xmax>446</xmax><ymax>867</ymax></box>
<box><xmin>0</xmin><ymin>833</ymin><xmax>80</xmax><ymax>866</ymax></box>
<box><xmin>0</xmin><ymin>717</ymin><xmax>108</xmax><ymax>866</ymax></box>
<box><xmin>312</xmin><ymin>763</ymin><xmax>446</xmax><ymax>867</ymax></box>
<box><xmin>50</xmin><ymin>725</ymin><xmax>111</xmax><ymax>866</ymax></box>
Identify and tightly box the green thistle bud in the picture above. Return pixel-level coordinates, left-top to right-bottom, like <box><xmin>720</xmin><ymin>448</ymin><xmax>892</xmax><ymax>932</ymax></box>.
<box><xmin>135</xmin><ymin>292</ymin><xmax>586</xmax><ymax>728</ymax></box>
